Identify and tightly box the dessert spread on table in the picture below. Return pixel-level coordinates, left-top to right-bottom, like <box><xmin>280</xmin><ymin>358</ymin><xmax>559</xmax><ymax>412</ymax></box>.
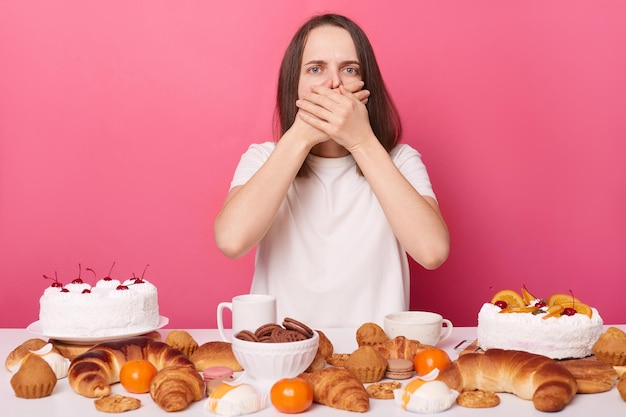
<box><xmin>4</xmin><ymin>285</ymin><xmax>626</xmax><ymax>414</ymax></box>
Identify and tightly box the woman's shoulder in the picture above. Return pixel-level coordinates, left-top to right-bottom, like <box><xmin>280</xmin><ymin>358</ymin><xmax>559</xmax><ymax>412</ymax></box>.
<box><xmin>390</xmin><ymin>143</ymin><xmax>423</xmax><ymax>162</ymax></box>
<box><xmin>243</xmin><ymin>141</ymin><xmax>276</xmax><ymax>157</ymax></box>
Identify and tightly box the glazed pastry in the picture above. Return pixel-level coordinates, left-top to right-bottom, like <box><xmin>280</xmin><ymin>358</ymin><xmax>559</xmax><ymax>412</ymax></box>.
<box><xmin>165</xmin><ymin>330</ymin><xmax>199</xmax><ymax>358</ymax></box>
<box><xmin>191</xmin><ymin>341</ymin><xmax>242</xmax><ymax>372</ymax></box>
<box><xmin>68</xmin><ymin>336</ymin><xmax>196</xmax><ymax>398</ymax></box>
<box><xmin>10</xmin><ymin>354</ymin><xmax>57</xmax><ymax>399</ymax></box>
<box><xmin>5</xmin><ymin>338</ymin><xmax>49</xmax><ymax>370</ymax></box>
<box><xmin>150</xmin><ymin>365</ymin><xmax>204</xmax><ymax>412</ymax></box>
<box><xmin>356</xmin><ymin>322</ymin><xmax>389</xmax><ymax>346</ymax></box>
<box><xmin>344</xmin><ymin>345</ymin><xmax>387</xmax><ymax>383</ymax></box>
<box><xmin>559</xmin><ymin>358</ymin><xmax>618</xmax><ymax>393</ymax></box>
<box><xmin>436</xmin><ymin>349</ymin><xmax>577</xmax><ymax>412</ymax></box>
<box><xmin>299</xmin><ymin>367</ymin><xmax>369</xmax><ymax>412</ymax></box>
<box><xmin>592</xmin><ymin>327</ymin><xmax>626</xmax><ymax>366</ymax></box>
<box><xmin>373</xmin><ymin>336</ymin><xmax>429</xmax><ymax>360</ymax></box>
<box><xmin>306</xmin><ymin>330</ymin><xmax>334</xmax><ymax>372</ymax></box>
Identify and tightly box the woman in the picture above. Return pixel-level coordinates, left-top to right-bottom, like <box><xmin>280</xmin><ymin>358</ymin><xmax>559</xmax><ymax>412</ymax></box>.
<box><xmin>214</xmin><ymin>14</ymin><xmax>449</xmax><ymax>327</ymax></box>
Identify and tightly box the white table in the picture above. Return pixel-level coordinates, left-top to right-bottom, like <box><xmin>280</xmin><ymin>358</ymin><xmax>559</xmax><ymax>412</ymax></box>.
<box><xmin>2</xmin><ymin>326</ymin><xmax>625</xmax><ymax>416</ymax></box>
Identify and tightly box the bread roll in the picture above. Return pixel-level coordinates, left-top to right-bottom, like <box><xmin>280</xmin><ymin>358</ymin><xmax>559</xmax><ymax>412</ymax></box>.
<box><xmin>436</xmin><ymin>349</ymin><xmax>577</xmax><ymax>412</ymax></box>
<box><xmin>190</xmin><ymin>341</ymin><xmax>242</xmax><ymax>372</ymax></box>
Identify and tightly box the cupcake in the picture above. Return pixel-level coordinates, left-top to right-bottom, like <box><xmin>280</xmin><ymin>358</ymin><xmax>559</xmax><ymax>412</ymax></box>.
<box><xmin>344</xmin><ymin>345</ymin><xmax>387</xmax><ymax>383</ymax></box>
<box><xmin>592</xmin><ymin>327</ymin><xmax>626</xmax><ymax>366</ymax></box>
<box><xmin>356</xmin><ymin>322</ymin><xmax>389</xmax><ymax>346</ymax></box>
<box><xmin>10</xmin><ymin>354</ymin><xmax>57</xmax><ymax>398</ymax></box>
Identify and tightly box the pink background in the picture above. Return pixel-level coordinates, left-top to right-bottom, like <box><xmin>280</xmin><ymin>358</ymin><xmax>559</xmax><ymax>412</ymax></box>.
<box><xmin>1</xmin><ymin>1</ymin><xmax>625</xmax><ymax>330</ymax></box>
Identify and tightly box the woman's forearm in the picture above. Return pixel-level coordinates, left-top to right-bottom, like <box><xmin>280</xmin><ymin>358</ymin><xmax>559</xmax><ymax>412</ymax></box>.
<box><xmin>350</xmin><ymin>137</ymin><xmax>450</xmax><ymax>269</ymax></box>
<box><xmin>214</xmin><ymin>133</ymin><xmax>312</xmax><ymax>258</ymax></box>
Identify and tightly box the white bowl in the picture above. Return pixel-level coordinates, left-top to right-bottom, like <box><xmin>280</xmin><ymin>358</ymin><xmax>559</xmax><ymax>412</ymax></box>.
<box><xmin>231</xmin><ymin>331</ymin><xmax>319</xmax><ymax>382</ymax></box>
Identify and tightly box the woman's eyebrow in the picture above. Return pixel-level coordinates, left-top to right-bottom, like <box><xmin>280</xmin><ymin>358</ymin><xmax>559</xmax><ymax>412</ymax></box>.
<box><xmin>303</xmin><ymin>59</ymin><xmax>361</xmax><ymax>66</ymax></box>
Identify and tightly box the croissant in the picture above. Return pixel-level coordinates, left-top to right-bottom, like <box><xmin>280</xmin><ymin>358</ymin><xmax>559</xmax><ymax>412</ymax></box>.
<box><xmin>372</xmin><ymin>336</ymin><xmax>429</xmax><ymax>360</ymax></box>
<box><xmin>68</xmin><ymin>336</ymin><xmax>196</xmax><ymax>398</ymax></box>
<box><xmin>299</xmin><ymin>367</ymin><xmax>369</xmax><ymax>412</ymax></box>
<box><xmin>436</xmin><ymin>349</ymin><xmax>577</xmax><ymax>412</ymax></box>
<box><xmin>150</xmin><ymin>365</ymin><xmax>204</xmax><ymax>412</ymax></box>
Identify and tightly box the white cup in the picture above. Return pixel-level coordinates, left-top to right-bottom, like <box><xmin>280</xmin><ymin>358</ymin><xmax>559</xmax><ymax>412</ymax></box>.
<box><xmin>383</xmin><ymin>311</ymin><xmax>453</xmax><ymax>346</ymax></box>
<box><xmin>217</xmin><ymin>294</ymin><xmax>277</xmax><ymax>342</ymax></box>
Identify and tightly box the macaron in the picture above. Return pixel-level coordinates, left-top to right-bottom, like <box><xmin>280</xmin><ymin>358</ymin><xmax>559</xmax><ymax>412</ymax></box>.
<box><xmin>203</xmin><ymin>366</ymin><xmax>234</xmax><ymax>396</ymax></box>
<box><xmin>385</xmin><ymin>358</ymin><xmax>414</xmax><ymax>380</ymax></box>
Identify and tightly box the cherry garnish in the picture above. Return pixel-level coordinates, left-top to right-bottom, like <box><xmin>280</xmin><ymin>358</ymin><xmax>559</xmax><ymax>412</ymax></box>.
<box><xmin>116</xmin><ymin>285</ymin><xmax>129</xmax><ymax>290</ymax></box>
<box><xmin>563</xmin><ymin>307</ymin><xmax>576</xmax><ymax>316</ymax></box>
<box><xmin>61</xmin><ymin>288</ymin><xmax>69</xmax><ymax>293</ymax></box>
<box><xmin>534</xmin><ymin>300</ymin><xmax>547</xmax><ymax>308</ymax></box>
<box><xmin>72</xmin><ymin>263</ymin><xmax>83</xmax><ymax>284</ymax></box>
<box><xmin>494</xmin><ymin>300</ymin><xmax>508</xmax><ymax>309</ymax></box>
<box><xmin>43</xmin><ymin>272</ymin><xmax>63</xmax><ymax>288</ymax></box>
<box><xmin>82</xmin><ymin>289</ymin><xmax>91</xmax><ymax>294</ymax></box>
<box><xmin>103</xmin><ymin>262</ymin><xmax>116</xmax><ymax>281</ymax></box>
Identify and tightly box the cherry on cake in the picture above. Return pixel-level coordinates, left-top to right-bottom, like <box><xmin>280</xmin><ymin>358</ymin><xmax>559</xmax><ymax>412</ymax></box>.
<box><xmin>477</xmin><ymin>287</ymin><xmax>603</xmax><ymax>359</ymax></box>
<box><xmin>39</xmin><ymin>266</ymin><xmax>160</xmax><ymax>338</ymax></box>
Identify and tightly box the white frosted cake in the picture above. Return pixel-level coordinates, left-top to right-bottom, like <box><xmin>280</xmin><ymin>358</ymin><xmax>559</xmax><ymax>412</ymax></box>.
<box><xmin>477</xmin><ymin>301</ymin><xmax>604</xmax><ymax>359</ymax></box>
<box><xmin>39</xmin><ymin>276</ymin><xmax>160</xmax><ymax>338</ymax></box>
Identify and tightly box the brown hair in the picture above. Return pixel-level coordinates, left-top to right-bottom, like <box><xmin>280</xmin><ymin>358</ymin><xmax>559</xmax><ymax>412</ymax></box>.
<box><xmin>274</xmin><ymin>14</ymin><xmax>402</xmax><ymax>158</ymax></box>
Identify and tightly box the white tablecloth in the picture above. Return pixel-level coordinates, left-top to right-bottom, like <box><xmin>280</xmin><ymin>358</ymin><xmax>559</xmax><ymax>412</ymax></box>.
<box><xmin>2</xmin><ymin>326</ymin><xmax>625</xmax><ymax>416</ymax></box>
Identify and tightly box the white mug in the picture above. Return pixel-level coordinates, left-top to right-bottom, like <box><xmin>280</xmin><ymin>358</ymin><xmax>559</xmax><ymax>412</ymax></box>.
<box><xmin>383</xmin><ymin>311</ymin><xmax>453</xmax><ymax>346</ymax></box>
<box><xmin>217</xmin><ymin>294</ymin><xmax>277</xmax><ymax>342</ymax></box>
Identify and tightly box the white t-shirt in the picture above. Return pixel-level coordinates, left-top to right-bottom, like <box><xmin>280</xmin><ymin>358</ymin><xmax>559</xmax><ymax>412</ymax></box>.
<box><xmin>230</xmin><ymin>142</ymin><xmax>436</xmax><ymax>328</ymax></box>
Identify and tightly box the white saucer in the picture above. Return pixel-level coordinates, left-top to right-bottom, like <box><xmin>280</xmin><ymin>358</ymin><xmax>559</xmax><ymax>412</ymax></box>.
<box><xmin>26</xmin><ymin>316</ymin><xmax>169</xmax><ymax>344</ymax></box>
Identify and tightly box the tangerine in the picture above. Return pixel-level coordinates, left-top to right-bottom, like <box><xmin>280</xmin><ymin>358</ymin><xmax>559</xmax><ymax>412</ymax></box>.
<box><xmin>119</xmin><ymin>359</ymin><xmax>158</xmax><ymax>394</ymax></box>
<box><xmin>270</xmin><ymin>377</ymin><xmax>313</xmax><ymax>414</ymax></box>
<box><xmin>413</xmin><ymin>347</ymin><xmax>451</xmax><ymax>376</ymax></box>
<box><xmin>547</xmin><ymin>293</ymin><xmax>582</xmax><ymax>306</ymax></box>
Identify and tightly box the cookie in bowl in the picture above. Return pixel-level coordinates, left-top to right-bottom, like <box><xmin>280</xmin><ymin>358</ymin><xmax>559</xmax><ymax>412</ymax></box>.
<box><xmin>231</xmin><ymin>318</ymin><xmax>319</xmax><ymax>382</ymax></box>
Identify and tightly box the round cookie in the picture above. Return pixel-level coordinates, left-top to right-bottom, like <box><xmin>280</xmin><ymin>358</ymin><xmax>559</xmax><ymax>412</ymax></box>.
<box><xmin>456</xmin><ymin>390</ymin><xmax>500</xmax><ymax>408</ymax></box>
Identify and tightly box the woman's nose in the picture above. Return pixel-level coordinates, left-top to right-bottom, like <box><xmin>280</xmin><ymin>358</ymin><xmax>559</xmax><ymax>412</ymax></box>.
<box><xmin>328</xmin><ymin>70</ymin><xmax>341</xmax><ymax>88</ymax></box>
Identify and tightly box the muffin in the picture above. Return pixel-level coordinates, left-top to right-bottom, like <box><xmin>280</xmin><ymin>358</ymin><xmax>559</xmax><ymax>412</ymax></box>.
<box><xmin>592</xmin><ymin>327</ymin><xmax>626</xmax><ymax>366</ymax></box>
<box><xmin>165</xmin><ymin>330</ymin><xmax>199</xmax><ymax>358</ymax></box>
<box><xmin>344</xmin><ymin>345</ymin><xmax>387</xmax><ymax>383</ymax></box>
<box><xmin>356</xmin><ymin>322</ymin><xmax>389</xmax><ymax>346</ymax></box>
<box><xmin>10</xmin><ymin>354</ymin><xmax>57</xmax><ymax>398</ymax></box>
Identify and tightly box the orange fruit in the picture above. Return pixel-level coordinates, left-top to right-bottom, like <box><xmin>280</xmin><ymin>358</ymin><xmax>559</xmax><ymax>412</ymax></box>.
<box><xmin>270</xmin><ymin>377</ymin><xmax>313</xmax><ymax>414</ymax></box>
<box><xmin>547</xmin><ymin>293</ymin><xmax>582</xmax><ymax>306</ymax></box>
<box><xmin>413</xmin><ymin>347</ymin><xmax>451</xmax><ymax>376</ymax></box>
<box><xmin>490</xmin><ymin>290</ymin><xmax>525</xmax><ymax>308</ymax></box>
<box><xmin>119</xmin><ymin>359</ymin><xmax>158</xmax><ymax>394</ymax></box>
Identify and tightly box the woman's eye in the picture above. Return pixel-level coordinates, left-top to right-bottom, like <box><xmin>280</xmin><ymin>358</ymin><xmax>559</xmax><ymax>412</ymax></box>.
<box><xmin>344</xmin><ymin>67</ymin><xmax>359</xmax><ymax>75</ymax></box>
<box><xmin>309</xmin><ymin>67</ymin><xmax>321</xmax><ymax>74</ymax></box>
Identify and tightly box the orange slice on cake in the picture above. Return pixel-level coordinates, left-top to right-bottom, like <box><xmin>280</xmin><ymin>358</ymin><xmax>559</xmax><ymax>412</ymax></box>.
<box><xmin>490</xmin><ymin>290</ymin><xmax>525</xmax><ymax>308</ymax></box>
<box><xmin>521</xmin><ymin>286</ymin><xmax>538</xmax><ymax>305</ymax></box>
<box><xmin>547</xmin><ymin>293</ymin><xmax>582</xmax><ymax>306</ymax></box>
<box><xmin>570</xmin><ymin>302</ymin><xmax>593</xmax><ymax>318</ymax></box>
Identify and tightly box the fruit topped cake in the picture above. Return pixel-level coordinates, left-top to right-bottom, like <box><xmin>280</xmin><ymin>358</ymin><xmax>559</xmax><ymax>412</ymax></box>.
<box><xmin>38</xmin><ymin>264</ymin><xmax>160</xmax><ymax>338</ymax></box>
<box><xmin>477</xmin><ymin>287</ymin><xmax>603</xmax><ymax>359</ymax></box>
